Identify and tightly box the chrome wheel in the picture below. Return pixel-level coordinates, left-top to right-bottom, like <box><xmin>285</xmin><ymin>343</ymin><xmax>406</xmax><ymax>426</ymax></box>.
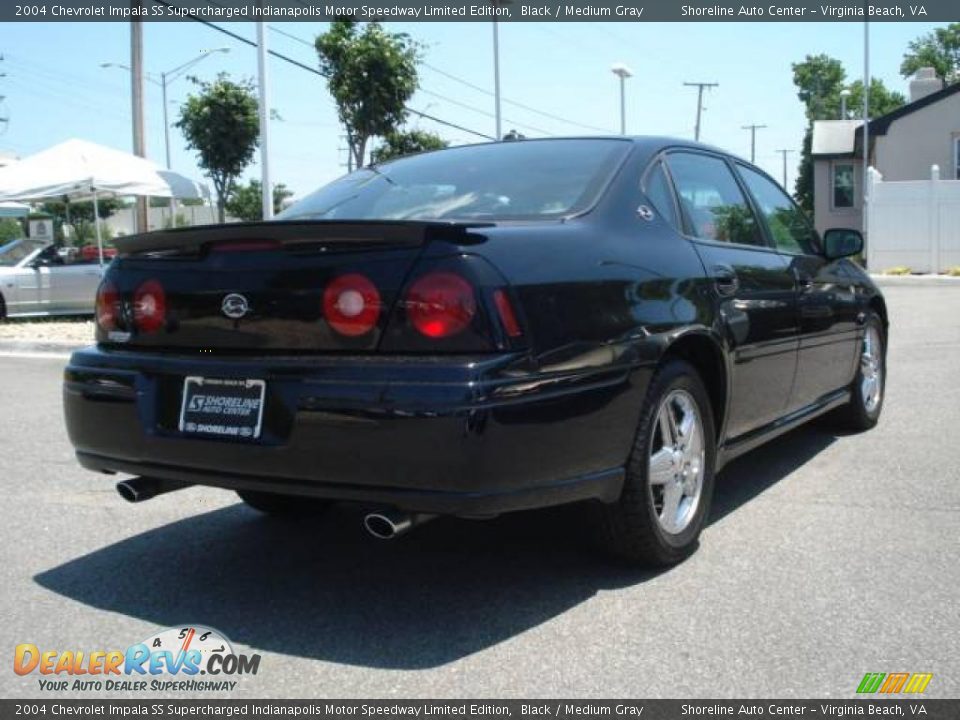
<box><xmin>648</xmin><ymin>389</ymin><xmax>705</xmax><ymax>535</ymax></box>
<box><xmin>860</xmin><ymin>325</ymin><xmax>883</xmax><ymax>413</ymax></box>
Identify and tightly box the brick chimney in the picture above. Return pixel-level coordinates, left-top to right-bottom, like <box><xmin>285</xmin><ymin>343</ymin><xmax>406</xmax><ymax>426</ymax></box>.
<box><xmin>909</xmin><ymin>67</ymin><xmax>944</xmax><ymax>102</ymax></box>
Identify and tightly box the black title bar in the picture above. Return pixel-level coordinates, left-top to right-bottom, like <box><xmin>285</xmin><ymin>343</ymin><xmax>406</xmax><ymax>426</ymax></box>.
<box><xmin>2</xmin><ymin>0</ymin><xmax>953</xmax><ymax>22</ymax></box>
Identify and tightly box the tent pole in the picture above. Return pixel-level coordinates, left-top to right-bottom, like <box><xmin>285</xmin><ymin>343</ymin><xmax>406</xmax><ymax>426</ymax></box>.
<box><xmin>92</xmin><ymin>187</ymin><xmax>104</xmax><ymax>267</ymax></box>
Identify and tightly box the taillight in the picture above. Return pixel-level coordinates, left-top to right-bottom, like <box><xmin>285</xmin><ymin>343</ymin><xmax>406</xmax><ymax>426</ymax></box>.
<box><xmin>492</xmin><ymin>289</ymin><xmax>522</xmax><ymax>338</ymax></box>
<box><xmin>406</xmin><ymin>272</ymin><xmax>476</xmax><ymax>339</ymax></box>
<box><xmin>133</xmin><ymin>280</ymin><xmax>167</xmax><ymax>334</ymax></box>
<box><xmin>95</xmin><ymin>281</ymin><xmax>120</xmax><ymax>332</ymax></box>
<box><xmin>323</xmin><ymin>273</ymin><xmax>381</xmax><ymax>336</ymax></box>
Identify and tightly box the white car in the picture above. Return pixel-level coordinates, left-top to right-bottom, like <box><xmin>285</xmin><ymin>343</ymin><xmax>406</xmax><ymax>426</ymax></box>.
<box><xmin>0</xmin><ymin>239</ymin><xmax>104</xmax><ymax>319</ymax></box>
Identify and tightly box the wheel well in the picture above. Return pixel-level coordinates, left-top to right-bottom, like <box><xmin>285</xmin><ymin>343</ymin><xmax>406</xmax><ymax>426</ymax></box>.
<box><xmin>869</xmin><ymin>296</ymin><xmax>888</xmax><ymax>330</ymax></box>
<box><xmin>663</xmin><ymin>333</ymin><xmax>726</xmax><ymax>439</ymax></box>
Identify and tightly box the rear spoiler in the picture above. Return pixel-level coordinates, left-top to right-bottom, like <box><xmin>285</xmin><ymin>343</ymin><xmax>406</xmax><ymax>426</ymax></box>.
<box><xmin>113</xmin><ymin>220</ymin><xmax>495</xmax><ymax>256</ymax></box>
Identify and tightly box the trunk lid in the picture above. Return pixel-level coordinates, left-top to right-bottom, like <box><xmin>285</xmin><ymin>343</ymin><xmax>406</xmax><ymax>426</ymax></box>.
<box><xmin>101</xmin><ymin>220</ymin><xmax>488</xmax><ymax>353</ymax></box>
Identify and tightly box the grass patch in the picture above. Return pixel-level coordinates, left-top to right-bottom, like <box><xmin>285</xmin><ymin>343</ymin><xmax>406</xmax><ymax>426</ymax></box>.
<box><xmin>945</xmin><ymin>266</ymin><xmax>960</xmax><ymax>277</ymax></box>
<box><xmin>882</xmin><ymin>266</ymin><xmax>913</xmax><ymax>276</ymax></box>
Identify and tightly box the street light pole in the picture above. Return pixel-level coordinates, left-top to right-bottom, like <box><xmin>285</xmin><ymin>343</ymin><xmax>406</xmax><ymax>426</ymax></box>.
<box><xmin>130</xmin><ymin>14</ymin><xmax>149</xmax><ymax>234</ymax></box>
<box><xmin>683</xmin><ymin>81</ymin><xmax>718</xmax><ymax>141</ymax></box>
<box><xmin>741</xmin><ymin>123</ymin><xmax>767</xmax><ymax>163</ymax></box>
<box><xmin>492</xmin><ymin>20</ymin><xmax>502</xmax><ymax>140</ymax></box>
<box><xmin>256</xmin><ymin>20</ymin><xmax>272</xmax><ymax>220</ymax></box>
<box><xmin>611</xmin><ymin>63</ymin><xmax>633</xmax><ymax>136</ymax></box>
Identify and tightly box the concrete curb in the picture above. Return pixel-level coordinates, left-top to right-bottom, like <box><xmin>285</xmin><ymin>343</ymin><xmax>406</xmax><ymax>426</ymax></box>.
<box><xmin>870</xmin><ymin>274</ymin><xmax>960</xmax><ymax>287</ymax></box>
<box><xmin>0</xmin><ymin>340</ymin><xmax>86</xmax><ymax>357</ymax></box>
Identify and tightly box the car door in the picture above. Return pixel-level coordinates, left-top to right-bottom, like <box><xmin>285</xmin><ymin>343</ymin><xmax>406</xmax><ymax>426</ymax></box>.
<box><xmin>51</xmin><ymin>252</ymin><xmax>103</xmax><ymax>313</ymax></box>
<box><xmin>735</xmin><ymin>163</ymin><xmax>861</xmax><ymax>410</ymax></box>
<box><xmin>664</xmin><ymin>150</ymin><xmax>799</xmax><ymax>440</ymax></box>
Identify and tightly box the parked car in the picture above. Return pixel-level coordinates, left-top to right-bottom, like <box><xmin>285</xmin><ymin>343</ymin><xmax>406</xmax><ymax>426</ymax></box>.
<box><xmin>63</xmin><ymin>137</ymin><xmax>887</xmax><ymax>565</ymax></box>
<box><xmin>0</xmin><ymin>239</ymin><xmax>104</xmax><ymax>318</ymax></box>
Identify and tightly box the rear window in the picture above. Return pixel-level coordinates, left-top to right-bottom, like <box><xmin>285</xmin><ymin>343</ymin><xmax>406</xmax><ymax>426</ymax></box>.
<box><xmin>278</xmin><ymin>139</ymin><xmax>630</xmax><ymax>222</ymax></box>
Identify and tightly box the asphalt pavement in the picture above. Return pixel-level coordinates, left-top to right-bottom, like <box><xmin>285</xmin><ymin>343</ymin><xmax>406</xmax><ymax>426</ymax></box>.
<box><xmin>1</xmin><ymin>282</ymin><xmax>958</xmax><ymax>699</ymax></box>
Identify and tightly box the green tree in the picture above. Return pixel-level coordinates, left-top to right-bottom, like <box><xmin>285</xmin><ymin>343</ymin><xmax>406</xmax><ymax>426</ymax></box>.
<box><xmin>0</xmin><ymin>218</ymin><xmax>24</xmax><ymax>242</ymax></box>
<box><xmin>315</xmin><ymin>21</ymin><xmax>420</xmax><ymax>168</ymax></box>
<box><xmin>901</xmin><ymin>24</ymin><xmax>960</xmax><ymax>83</ymax></box>
<box><xmin>40</xmin><ymin>198</ymin><xmax>122</xmax><ymax>245</ymax></box>
<box><xmin>225</xmin><ymin>179</ymin><xmax>294</xmax><ymax>222</ymax></box>
<box><xmin>370</xmin><ymin>129</ymin><xmax>447</xmax><ymax>164</ymax></box>
<box><xmin>792</xmin><ymin>54</ymin><xmax>846</xmax><ymax>122</ymax></box>
<box><xmin>176</xmin><ymin>73</ymin><xmax>260</xmax><ymax>222</ymax></box>
<box><xmin>791</xmin><ymin>55</ymin><xmax>905</xmax><ymax>210</ymax></box>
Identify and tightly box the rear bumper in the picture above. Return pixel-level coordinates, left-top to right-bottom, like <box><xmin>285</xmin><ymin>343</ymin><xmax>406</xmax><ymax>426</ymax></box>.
<box><xmin>64</xmin><ymin>346</ymin><xmax>650</xmax><ymax>515</ymax></box>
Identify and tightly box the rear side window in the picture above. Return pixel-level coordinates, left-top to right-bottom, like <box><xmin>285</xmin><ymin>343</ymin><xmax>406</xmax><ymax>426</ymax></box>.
<box><xmin>279</xmin><ymin>139</ymin><xmax>631</xmax><ymax>222</ymax></box>
<box><xmin>642</xmin><ymin>161</ymin><xmax>679</xmax><ymax>229</ymax></box>
<box><xmin>665</xmin><ymin>152</ymin><xmax>765</xmax><ymax>248</ymax></box>
<box><xmin>737</xmin><ymin>164</ymin><xmax>819</xmax><ymax>255</ymax></box>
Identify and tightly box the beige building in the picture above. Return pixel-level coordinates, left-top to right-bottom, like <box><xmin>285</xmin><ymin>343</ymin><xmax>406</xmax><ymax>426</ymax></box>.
<box><xmin>811</xmin><ymin>68</ymin><xmax>960</xmax><ymax>236</ymax></box>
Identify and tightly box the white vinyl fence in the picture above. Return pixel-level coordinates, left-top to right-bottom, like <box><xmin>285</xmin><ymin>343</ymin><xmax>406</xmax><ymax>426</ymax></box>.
<box><xmin>866</xmin><ymin>165</ymin><xmax>960</xmax><ymax>273</ymax></box>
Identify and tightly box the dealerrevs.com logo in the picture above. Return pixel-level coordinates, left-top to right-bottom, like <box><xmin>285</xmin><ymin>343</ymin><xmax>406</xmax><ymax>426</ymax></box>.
<box><xmin>14</xmin><ymin>625</ymin><xmax>261</xmax><ymax>693</ymax></box>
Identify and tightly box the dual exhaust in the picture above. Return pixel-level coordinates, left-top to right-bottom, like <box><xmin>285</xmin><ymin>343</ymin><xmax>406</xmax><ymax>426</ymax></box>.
<box><xmin>115</xmin><ymin>478</ymin><xmax>432</xmax><ymax>540</ymax></box>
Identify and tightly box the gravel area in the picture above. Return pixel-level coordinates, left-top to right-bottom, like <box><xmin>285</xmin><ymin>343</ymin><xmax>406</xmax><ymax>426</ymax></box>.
<box><xmin>0</xmin><ymin>318</ymin><xmax>96</xmax><ymax>346</ymax></box>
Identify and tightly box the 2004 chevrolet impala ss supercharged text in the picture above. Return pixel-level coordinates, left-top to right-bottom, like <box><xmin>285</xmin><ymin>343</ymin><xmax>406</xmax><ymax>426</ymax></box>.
<box><xmin>63</xmin><ymin>137</ymin><xmax>887</xmax><ymax>565</ymax></box>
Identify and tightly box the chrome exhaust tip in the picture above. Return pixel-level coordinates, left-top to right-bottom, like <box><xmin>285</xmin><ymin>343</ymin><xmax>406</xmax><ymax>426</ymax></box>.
<box><xmin>362</xmin><ymin>510</ymin><xmax>435</xmax><ymax>540</ymax></box>
<box><xmin>116</xmin><ymin>477</ymin><xmax>190</xmax><ymax>503</ymax></box>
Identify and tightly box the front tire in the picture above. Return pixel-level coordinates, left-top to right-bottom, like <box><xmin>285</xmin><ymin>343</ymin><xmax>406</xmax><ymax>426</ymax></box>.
<box><xmin>237</xmin><ymin>489</ymin><xmax>331</xmax><ymax>516</ymax></box>
<box><xmin>597</xmin><ymin>359</ymin><xmax>716</xmax><ymax>566</ymax></box>
<box><xmin>831</xmin><ymin>312</ymin><xmax>885</xmax><ymax>432</ymax></box>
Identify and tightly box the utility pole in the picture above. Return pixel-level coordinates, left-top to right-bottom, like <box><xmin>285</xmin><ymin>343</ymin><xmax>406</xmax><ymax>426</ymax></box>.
<box><xmin>130</xmin><ymin>10</ymin><xmax>149</xmax><ymax>233</ymax></box>
<box><xmin>775</xmin><ymin>149</ymin><xmax>794</xmax><ymax>188</ymax></box>
<box><xmin>741</xmin><ymin>123</ymin><xmax>767</xmax><ymax>163</ymax></box>
<box><xmin>683</xmin><ymin>81</ymin><xmax>718</xmax><ymax>141</ymax></box>
<box><xmin>862</xmin><ymin>21</ymin><xmax>871</xmax><ymax>258</ymax></box>
<box><xmin>256</xmin><ymin>19</ymin><xmax>272</xmax><ymax>220</ymax></box>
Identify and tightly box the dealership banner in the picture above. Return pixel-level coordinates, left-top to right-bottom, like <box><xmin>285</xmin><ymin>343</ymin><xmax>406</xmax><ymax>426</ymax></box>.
<box><xmin>4</xmin><ymin>700</ymin><xmax>960</xmax><ymax>718</ymax></box>
<box><xmin>3</xmin><ymin>0</ymin><xmax>958</xmax><ymax>22</ymax></box>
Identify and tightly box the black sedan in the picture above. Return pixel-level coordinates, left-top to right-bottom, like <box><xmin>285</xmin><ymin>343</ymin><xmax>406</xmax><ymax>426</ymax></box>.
<box><xmin>63</xmin><ymin>137</ymin><xmax>887</xmax><ymax>566</ymax></box>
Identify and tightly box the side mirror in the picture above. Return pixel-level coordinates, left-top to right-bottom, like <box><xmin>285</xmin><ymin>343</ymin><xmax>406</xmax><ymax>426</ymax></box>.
<box><xmin>823</xmin><ymin>228</ymin><xmax>863</xmax><ymax>260</ymax></box>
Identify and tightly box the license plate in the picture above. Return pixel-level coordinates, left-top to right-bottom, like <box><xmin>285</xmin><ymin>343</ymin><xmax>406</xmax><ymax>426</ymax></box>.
<box><xmin>178</xmin><ymin>377</ymin><xmax>266</xmax><ymax>440</ymax></box>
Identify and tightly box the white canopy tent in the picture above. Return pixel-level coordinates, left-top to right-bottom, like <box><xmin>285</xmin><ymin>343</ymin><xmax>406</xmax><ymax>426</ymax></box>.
<box><xmin>0</xmin><ymin>139</ymin><xmax>210</xmax><ymax>263</ymax></box>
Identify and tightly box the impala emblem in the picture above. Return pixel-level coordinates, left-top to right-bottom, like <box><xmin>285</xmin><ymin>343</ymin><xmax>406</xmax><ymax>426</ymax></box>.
<box><xmin>221</xmin><ymin>293</ymin><xmax>250</xmax><ymax>319</ymax></box>
<box><xmin>637</xmin><ymin>205</ymin><xmax>655</xmax><ymax>222</ymax></box>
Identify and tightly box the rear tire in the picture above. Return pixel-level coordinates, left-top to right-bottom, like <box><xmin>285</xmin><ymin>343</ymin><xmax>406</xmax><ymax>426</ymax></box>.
<box><xmin>830</xmin><ymin>312</ymin><xmax>885</xmax><ymax>432</ymax></box>
<box><xmin>237</xmin><ymin>489</ymin><xmax>331</xmax><ymax>516</ymax></box>
<box><xmin>596</xmin><ymin>359</ymin><xmax>716</xmax><ymax>566</ymax></box>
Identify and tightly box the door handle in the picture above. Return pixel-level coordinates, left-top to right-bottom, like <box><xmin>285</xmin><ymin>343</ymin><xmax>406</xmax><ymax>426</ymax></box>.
<box><xmin>712</xmin><ymin>266</ymin><xmax>739</xmax><ymax>296</ymax></box>
<box><xmin>792</xmin><ymin>266</ymin><xmax>813</xmax><ymax>290</ymax></box>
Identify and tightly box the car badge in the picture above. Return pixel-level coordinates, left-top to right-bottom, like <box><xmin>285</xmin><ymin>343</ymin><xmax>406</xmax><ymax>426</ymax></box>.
<box><xmin>221</xmin><ymin>293</ymin><xmax>250</xmax><ymax>320</ymax></box>
<box><xmin>637</xmin><ymin>205</ymin><xmax>655</xmax><ymax>221</ymax></box>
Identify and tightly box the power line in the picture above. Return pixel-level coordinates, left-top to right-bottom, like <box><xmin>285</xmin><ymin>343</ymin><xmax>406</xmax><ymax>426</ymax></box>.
<box><xmin>267</xmin><ymin>23</ymin><xmax>608</xmax><ymax>136</ymax></box>
<box><xmin>421</xmin><ymin>62</ymin><xmax>614</xmax><ymax>134</ymax></box>
<box><xmin>154</xmin><ymin>0</ymin><xmax>495</xmax><ymax>141</ymax></box>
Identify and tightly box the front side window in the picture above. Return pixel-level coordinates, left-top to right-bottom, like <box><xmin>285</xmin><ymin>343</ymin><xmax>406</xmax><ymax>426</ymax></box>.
<box><xmin>279</xmin><ymin>139</ymin><xmax>631</xmax><ymax>222</ymax></box>
<box><xmin>665</xmin><ymin>152</ymin><xmax>764</xmax><ymax>247</ymax></box>
<box><xmin>833</xmin><ymin>163</ymin><xmax>855</xmax><ymax>208</ymax></box>
<box><xmin>737</xmin><ymin>164</ymin><xmax>818</xmax><ymax>255</ymax></box>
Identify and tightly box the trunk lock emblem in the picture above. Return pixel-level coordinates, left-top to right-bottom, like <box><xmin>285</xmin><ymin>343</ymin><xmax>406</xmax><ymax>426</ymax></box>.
<box><xmin>221</xmin><ymin>293</ymin><xmax>250</xmax><ymax>319</ymax></box>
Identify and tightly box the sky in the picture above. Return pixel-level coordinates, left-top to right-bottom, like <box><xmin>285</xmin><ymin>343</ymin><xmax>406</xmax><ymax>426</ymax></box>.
<box><xmin>0</xmin><ymin>19</ymin><xmax>945</xmax><ymax>200</ymax></box>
